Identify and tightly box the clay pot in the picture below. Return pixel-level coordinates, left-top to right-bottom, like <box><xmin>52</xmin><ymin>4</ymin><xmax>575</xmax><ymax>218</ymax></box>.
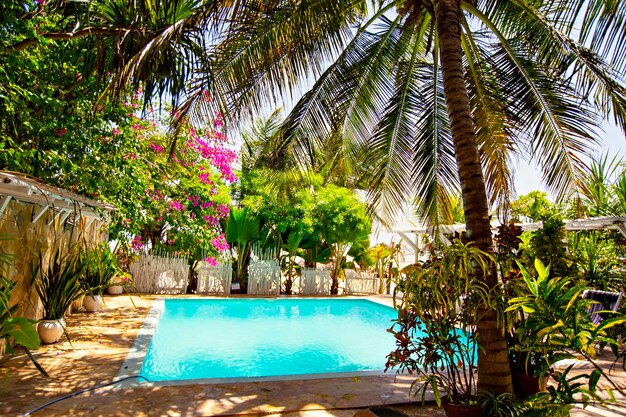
<box><xmin>107</xmin><ymin>284</ymin><xmax>123</xmax><ymax>295</ymax></box>
<box><xmin>512</xmin><ymin>372</ymin><xmax>548</xmax><ymax>399</ymax></box>
<box><xmin>38</xmin><ymin>319</ymin><xmax>66</xmax><ymax>344</ymax></box>
<box><xmin>83</xmin><ymin>295</ymin><xmax>102</xmax><ymax>312</ymax></box>
<box><xmin>71</xmin><ymin>295</ymin><xmax>84</xmax><ymax>313</ymax></box>
<box><xmin>442</xmin><ymin>402</ymin><xmax>482</xmax><ymax>417</ymax></box>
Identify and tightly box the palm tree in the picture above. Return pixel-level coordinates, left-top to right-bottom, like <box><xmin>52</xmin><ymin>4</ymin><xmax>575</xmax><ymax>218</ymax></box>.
<box><xmin>176</xmin><ymin>0</ymin><xmax>625</xmax><ymax>394</ymax></box>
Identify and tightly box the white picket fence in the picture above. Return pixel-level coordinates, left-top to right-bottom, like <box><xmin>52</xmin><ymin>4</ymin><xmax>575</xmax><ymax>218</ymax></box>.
<box><xmin>344</xmin><ymin>269</ymin><xmax>379</xmax><ymax>295</ymax></box>
<box><xmin>130</xmin><ymin>253</ymin><xmax>189</xmax><ymax>294</ymax></box>
<box><xmin>247</xmin><ymin>259</ymin><xmax>281</xmax><ymax>295</ymax></box>
<box><xmin>299</xmin><ymin>268</ymin><xmax>331</xmax><ymax>295</ymax></box>
<box><xmin>197</xmin><ymin>262</ymin><xmax>232</xmax><ymax>295</ymax></box>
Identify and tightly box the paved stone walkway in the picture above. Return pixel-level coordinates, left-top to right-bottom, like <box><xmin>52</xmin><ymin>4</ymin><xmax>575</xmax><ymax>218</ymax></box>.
<box><xmin>1</xmin><ymin>295</ymin><xmax>624</xmax><ymax>417</ymax></box>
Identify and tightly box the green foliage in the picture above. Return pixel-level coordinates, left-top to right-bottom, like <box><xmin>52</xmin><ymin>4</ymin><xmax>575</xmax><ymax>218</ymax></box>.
<box><xmin>567</xmin><ymin>154</ymin><xmax>626</xmax><ymax>218</ymax></box>
<box><xmin>33</xmin><ymin>248</ymin><xmax>86</xmax><ymax>320</ymax></box>
<box><xmin>239</xmin><ymin>168</ymin><xmax>371</xmax><ymax>293</ymax></box>
<box><xmin>510</xmin><ymin>191</ymin><xmax>556</xmax><ymax>223</ymax></box>
<box><xmin>387</xmin><ymin>241</ymin><xmax>493</xmax><ymax>405</ymax></box>
<box><xmin>506</xmin><ymin>259</ymin><xmax>626</xmax><ymax>409</ymax></box>
<box><xmin>568</xmin><ymin>232</ymin><xmax>622</xmax><ymax>292</ymax></box>
<box><xmin>80</xmin><ymin>244</ymin><xmax>118</xmax><ymax>296</ymax></box>
<box><xmin>312</xmin><ymin>185</ymin><xmax>371</xmax><ymax>294</ymax></box>
<box><xmin>368</xmin><ymin>243</ymin><xmax>401</xmax><ymax>294</ymax></box>
<box><xmin>494</xmin><ymin>221</ymin><xmax>524</xmax><ymax>282</ymax></box>
<box><xmin>224</xmin><ymin>207</ymin><xmax>261</xmax><ymax>285</ymax></box>
<box><xmin>480</xmin><ymin>392</ymin><xmax>523</xmax><ymax>417</ymax></box>
<box><xmin>313</xmin><ymin>185</ymin><xmax>371</xmax><ymax>246</ymax></box>
<box><xmin>528</xmin><ymin>216</ymin><xmax>572</xmax><ymax>277</ymax></box>
<box><xmin>0</xmin><ymin>276</ymin><xmax>48</xmax><ymax>376</ymax></box>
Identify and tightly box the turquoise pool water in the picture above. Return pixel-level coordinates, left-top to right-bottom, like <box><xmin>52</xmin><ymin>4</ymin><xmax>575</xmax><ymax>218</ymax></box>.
<box><xmin>140</xmin><ymin>298</ymin><xmax>398</xmax><ymax>381</ymax></box>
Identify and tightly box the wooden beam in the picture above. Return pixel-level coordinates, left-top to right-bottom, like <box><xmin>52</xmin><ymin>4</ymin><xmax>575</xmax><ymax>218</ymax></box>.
<box><xmin>59</xmin><ymin>210</ymin><xmax>72</xmax><ymax>225</ymax></box>
<box><xmin>47</xmin><ymin>209</ymin><xmax>65</xmax><ymax>226</ymax></box>
<box><xmin>397</xmin><ymin>232</ymin><xmax>419</xmax><ymax>251</ymax></box>
<box><xmin>614</xmin><ymin>222</ymin><xmax>626</xmax><ymax>238</ymax></box>
<box><xmin>0</xmin><ymin>195</ymin><xmax>12</xmax><ymax>217</ymax></box>
<box><xmin>31</xmin><ymin>205</ymin><xmax>48</xmax><ymax>224</ymax></box>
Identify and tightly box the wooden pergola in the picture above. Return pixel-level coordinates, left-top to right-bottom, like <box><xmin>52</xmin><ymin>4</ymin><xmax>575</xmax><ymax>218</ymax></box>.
<box><xmin>0</xmin><ymin>171</ymin><xmax>115</xmax><ymax>226</ymax></box>
<box><xmin>394</xmin><ymin>216</ymin><xmax>626</xmax><ymax>263</ymax></box>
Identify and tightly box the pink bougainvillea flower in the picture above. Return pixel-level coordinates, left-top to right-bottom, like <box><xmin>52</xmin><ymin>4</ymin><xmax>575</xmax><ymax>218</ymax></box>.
<box><xmin>203</xmin><ymin>215</ymin><xmax>219</xmax><ymax>226</ymax></box>
<box><xmin>211</xmin><ymin>234</ymin><xmax>230</xmax><ymax>252</ymax></box>
<box><xmin>204</xmin><ymin>257</ymin><xmax>218</xmax><ymax>266</ymax></box>
<box><xmin>217</xmin><ymin>204</ymin><xmax>230</xmax><ymax>218</ymax></box>
<box><xmin>130</xmin><ymin>235</ymin><xmax>143</xmax><ymax>251</ymax></box>
<box><xmin>112</xmin><ymin>128</ymin><xmax>120</xmax><ymax>136</ymax></box>
<box><xmin>198</xmin><ymin>173</ymin><xmax>212</xmax><ymax>185</ymax></box>
<box><xmin>170</xmin><ymin>200</ymin><xmax>185</xmax><ymax>211</ymax></box>
<box><xmin>149</xmin><ymin>142</ymin><xmax>164</xmax><ymax>154</ymax></box>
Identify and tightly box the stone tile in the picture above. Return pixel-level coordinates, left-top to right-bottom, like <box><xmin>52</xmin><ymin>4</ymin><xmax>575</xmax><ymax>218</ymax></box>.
<box><xmin>2</xmin><ymin>294</ymin><xmax>621</xmax><ymax>417</ymax></box>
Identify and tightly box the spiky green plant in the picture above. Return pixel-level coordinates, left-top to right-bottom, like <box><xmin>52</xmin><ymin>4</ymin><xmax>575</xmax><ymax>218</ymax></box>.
<box><xmin>33</xmin><ymin>248</ymin><xmax>86</xmax><ymax>320</ymax></box>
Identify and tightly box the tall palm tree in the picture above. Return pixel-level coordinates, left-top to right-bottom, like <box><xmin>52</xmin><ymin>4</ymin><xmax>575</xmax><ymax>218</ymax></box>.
<box><xmin>185</xmin><ymin>0</ymin><xmax>625</xmax><ymax>394</ymax></box>
<box><xmin>175</xmin><ymin>1</ymin><xmax>625</xmax><ymax>393</ymax></box>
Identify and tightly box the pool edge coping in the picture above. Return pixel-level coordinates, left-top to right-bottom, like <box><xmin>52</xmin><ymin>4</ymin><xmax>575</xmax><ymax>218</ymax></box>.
<box><xmin>113</xmin><ymin>296</ymin><xmax>397</xmax><ymax>389</ymax></box>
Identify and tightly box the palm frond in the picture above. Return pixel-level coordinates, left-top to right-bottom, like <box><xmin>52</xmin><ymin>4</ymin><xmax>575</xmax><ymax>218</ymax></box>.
<box><xmin>461</xmin><ymin>19</ymin><xmax>516</xmax><ymax>218</ymax></box>
<box><xmin>469</xmin><ymin>4</ymin><xmax>599</xmax><ymax>200</ymax></box>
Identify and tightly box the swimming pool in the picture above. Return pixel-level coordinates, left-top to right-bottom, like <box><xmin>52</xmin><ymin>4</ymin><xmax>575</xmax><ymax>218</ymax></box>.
<box><xmin>139</xmin><ymin>298</ymin><xmax>398</xmax><ymax>382</ymax></box>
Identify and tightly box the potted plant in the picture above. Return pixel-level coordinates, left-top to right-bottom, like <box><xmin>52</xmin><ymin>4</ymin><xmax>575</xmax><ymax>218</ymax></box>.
<box><xmin>107</xmin><ymin>271</ymin><xmax>133</xmax><ymax>295</ymax></box>
<box><xmin>80</xmin><ymin>244</ymin><xmax>117</xmax><ymax>312</ymax></box>
<box><xmin>506</xmin><ymin>258</ymin><xmax>626</xmax><ymax>413</ymax></box>
<box><xmin>386</xmin><ymin>240</ymin><xmax>493</xmax><ymax>417</ymax></box>
<box><xmin>33</xmin><ymin>248</ymin><xmax>85</xmax><ymax>344</ymax></box>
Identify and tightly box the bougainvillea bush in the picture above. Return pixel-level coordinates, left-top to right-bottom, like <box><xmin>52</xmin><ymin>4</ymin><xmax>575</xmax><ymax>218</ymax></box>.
<box><xmin>95</xmin><ymin>98</ymin><xmax>236</xmax><ymax>264</ymax></box>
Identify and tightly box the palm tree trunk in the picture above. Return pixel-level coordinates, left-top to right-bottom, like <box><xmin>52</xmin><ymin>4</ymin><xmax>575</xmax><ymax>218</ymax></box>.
<box><xmin>434</xmin><ymin>0</ymin><xmax>513</xmax><ymax>394</ymax></box>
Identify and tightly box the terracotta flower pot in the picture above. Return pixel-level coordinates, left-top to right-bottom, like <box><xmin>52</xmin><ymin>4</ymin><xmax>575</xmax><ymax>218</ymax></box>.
<box><xmin>71</xmin><ymin>295</ymin><xmax>84</xmax><ymax>313</ymax></box>
<box><xmin>107</xmin><ymin>284</ymin><xmax>123</xmax><ymax>295</ymax></box>
<box><xmin>442</xmin><ymin>402</ymin><xmax>482</xmax><ymax>417</ymax></box>
<box><xmin>83</xmin><ymin>295</ymin><xmax>102</xmax><ymax>312</ymax></box>
<box><xmin>512</xmin><ymin>372</ymin><xmax>548</xmax><ymax>399</ymax></box>
<box><xmin>38</xmin><ymin>319</ymin><xmax>66</xmax><ymax>344</ymax></box>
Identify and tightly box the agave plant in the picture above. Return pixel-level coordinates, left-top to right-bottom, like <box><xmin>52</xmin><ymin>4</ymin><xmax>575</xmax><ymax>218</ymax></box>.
<box><xmin>33</xmin><ymin>248</ymin><xmax>86</xmax><ymax>321</ymax></box>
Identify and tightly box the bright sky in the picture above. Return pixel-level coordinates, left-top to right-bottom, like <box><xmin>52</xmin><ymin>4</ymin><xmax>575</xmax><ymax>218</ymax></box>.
<box><xmin>513</xmin><ymin>120</ymin><xmax>626</xmax><ymax>198</ymax></box>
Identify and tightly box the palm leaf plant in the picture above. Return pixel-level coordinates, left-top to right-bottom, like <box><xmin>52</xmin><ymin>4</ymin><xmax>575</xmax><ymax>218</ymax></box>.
<box><xmin>224</xmin><ymin>207</ymin><xmax>261</xmax><ymax>289</ymax></box>
<box><xmin>1</xmin><ymin>272</ymin><xmax>48</xmax><ymax>376</ymax></box>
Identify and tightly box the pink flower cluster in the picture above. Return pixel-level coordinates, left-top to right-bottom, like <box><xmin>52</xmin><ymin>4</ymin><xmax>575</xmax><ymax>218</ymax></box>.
<box><xmin>217</xmin><ymin>204</ymin><xmax>230</xmax><ymax>218</ymax></box>
<box><xmin>170</xmin><ymin>200</ymin><xmax>185</xmax><ymax>211</ymax></box>
<box><xmin>198</xmin><ymin>172</ymin><xmax>212</xmax><ymax>185</ymax></box>
<box><xmin>131</xmin><ymin>235</ymin><xmax>143</xmax><ymax>251</ymax></box>
<box><xmin>211</xmin><ymin>234</ymin><xmax>230</xmax><ymax>252</ymax></box>
<box><xmin>203</xmin><ymin>215</ymin><xmax>219</xmax><ymax>226</ymax></box>
<box><xmin>149</xmin><ymin>142</ymin><xmax>164</xmax><ymax>154</ymax></box>
<box><xmin>188</xmin><ymin>135</ymin><xmax>238</xmax><ymax>183</ymax></box>
<box><xmin>204</xmin><ymin>257</ymin><xmax>218</xmax><ymax>266</ymax></box>
<box><xmin>187</xmin><ymin>195</ymin><xmax>200</xmax><ymax>207</ymax></box>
